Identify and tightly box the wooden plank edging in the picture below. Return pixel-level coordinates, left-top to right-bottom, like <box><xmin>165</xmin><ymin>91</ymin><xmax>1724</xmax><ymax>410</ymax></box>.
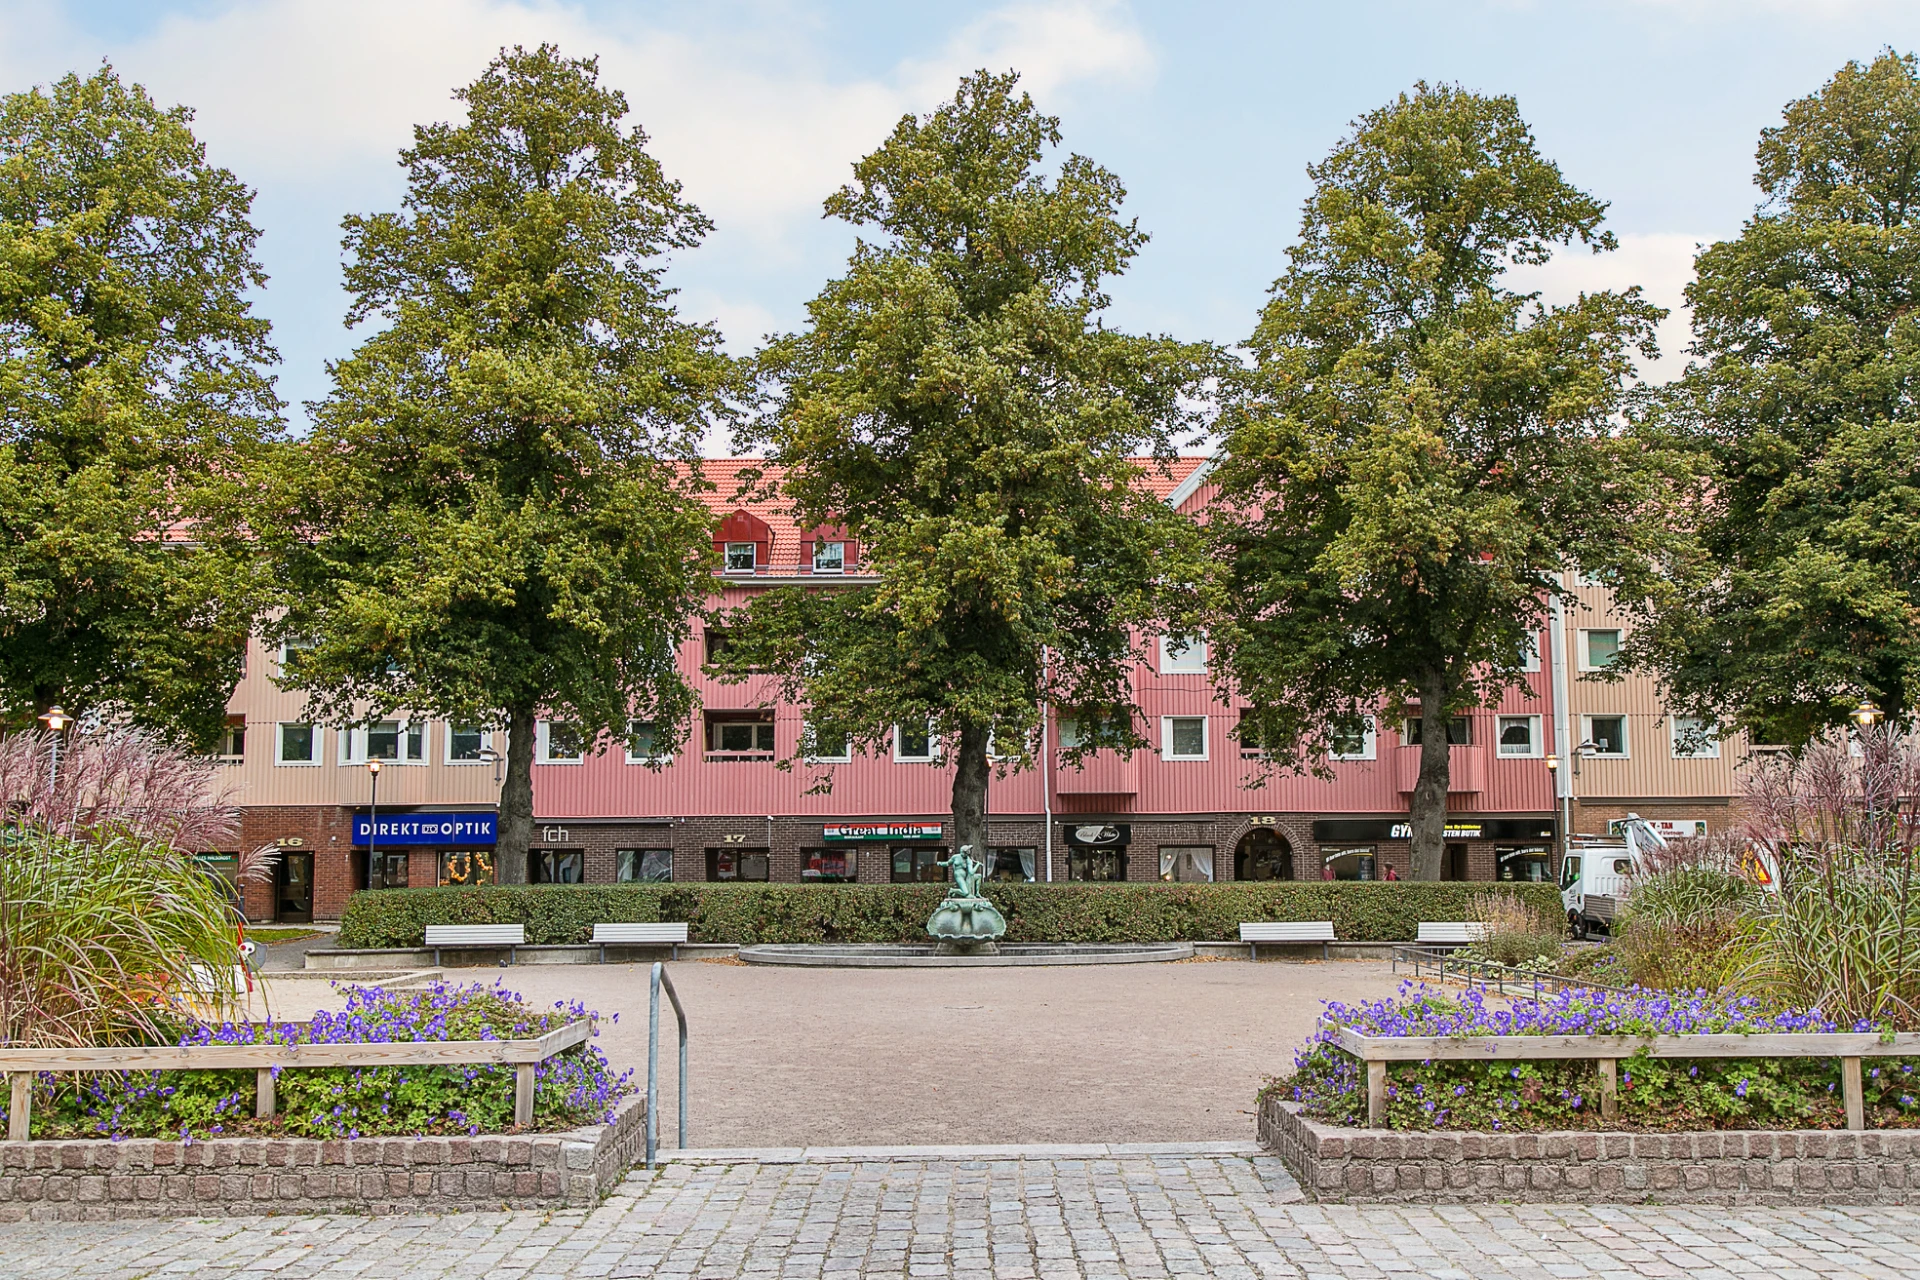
<box><xmin>1329</xmin><ymin>1023</ymin><xmax>1920</xmax><ymax>1062</ymax></box>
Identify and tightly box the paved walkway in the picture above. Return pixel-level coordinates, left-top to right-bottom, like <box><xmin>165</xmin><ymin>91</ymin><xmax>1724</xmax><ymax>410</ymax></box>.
<box><xmin>6</xmin><ymin>1151</ymin><xmax>1920</xmax><ymax>1279</ymax></box>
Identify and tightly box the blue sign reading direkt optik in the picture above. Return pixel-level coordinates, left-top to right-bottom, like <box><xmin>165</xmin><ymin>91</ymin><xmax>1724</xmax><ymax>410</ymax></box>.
<box><xmin>351</xmin><ymin>813</ymin><xmax>497</xmax><ymax>845</ymax></box>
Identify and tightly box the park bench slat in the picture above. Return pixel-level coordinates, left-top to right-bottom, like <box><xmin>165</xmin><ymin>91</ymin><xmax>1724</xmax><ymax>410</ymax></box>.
<box><xmin>1415</xmin><ymin>922</ymin><xmax>1489</xmax><ymax>944</ymax></box>
<box><xmin>591</xmin><ymin>922</ymin><xmax>689</xmax><ymax>961</ymax></box>
<box><xmin>424</xmin><ymin>924</ymin><xmax>525</xmax><ymax>966</ymax></box>
<box><xmin>1239</xmin><ymin>921</ymin><xmax>1337</xmax><ymax>959</ymax></box>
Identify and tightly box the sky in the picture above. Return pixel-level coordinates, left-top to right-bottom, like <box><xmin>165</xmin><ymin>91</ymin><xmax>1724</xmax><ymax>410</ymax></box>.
<box><xmin>7</xmin><ymin>0</ymin><xmax>1920</xmax><ymax>444</ymax></box>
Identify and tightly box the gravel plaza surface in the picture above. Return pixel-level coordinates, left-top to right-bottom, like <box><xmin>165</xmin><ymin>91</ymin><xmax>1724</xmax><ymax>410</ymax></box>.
<box><xmin>5</xmin><ymin>1152</ymin><xmax>1920</xmax><ymax>1279</ymax></box>
<box><xmin>250</xmin><ymin>956</ymin><xmax>1411</xmax><ymax>1149</ymax></box>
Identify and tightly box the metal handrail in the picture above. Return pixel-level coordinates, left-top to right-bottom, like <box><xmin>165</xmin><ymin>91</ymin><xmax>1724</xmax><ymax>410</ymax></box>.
<box><xmin>646</xmin><ymin>961</ymin><xmax>688</xmax><ymax>1167</ymax></box>
<box><xmin>1391</xmin><ymin>944</ymin><xmax>1632</xmax><ymax>1001</ymax></box>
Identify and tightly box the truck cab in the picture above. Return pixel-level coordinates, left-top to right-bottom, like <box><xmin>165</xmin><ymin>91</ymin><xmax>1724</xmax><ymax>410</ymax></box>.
<box><xmin>1560</xmin><ymin>815</ymin><xmax>1668</xmax><ymax>938</ymax></box>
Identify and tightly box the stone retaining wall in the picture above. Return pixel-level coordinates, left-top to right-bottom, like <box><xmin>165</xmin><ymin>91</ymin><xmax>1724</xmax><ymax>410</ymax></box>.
<box><xmin>0</xmin><ymin>1094</ymin><xmax>647</xmax><ymax>1221</ymax></box>
<box><xmin>1260</xmin><ymin>1095</ymin><xmax>1920</xmax><ymax>1204</ymax></box>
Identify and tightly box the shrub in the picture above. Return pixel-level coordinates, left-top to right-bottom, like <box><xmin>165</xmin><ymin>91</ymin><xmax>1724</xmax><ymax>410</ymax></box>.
<box><xmin>1463</xmin><ymin>889</ymin><xmax>1565</xmax><ymax>968</ymax></box>
<box><xmin>1279</xmin><ymin>984</ymin><xmax>1920</xmax><ymax>1131</ymax></box>
<box><xmin>1613</xmin><ymin>865</ymin><xmax>1762</xmax><ymax>993</ymax></box>
<box><xmin>335</xmin><ymin>880</ymin><xmax>1566</xmax><ymax>949</ymax></box>
<box><xmin>0</xmin><ymin>981</ymin><xmax>628</xmax><ymax>1140</ymax></box>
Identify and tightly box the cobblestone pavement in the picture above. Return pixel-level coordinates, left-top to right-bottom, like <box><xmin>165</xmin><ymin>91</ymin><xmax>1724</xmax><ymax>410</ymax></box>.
<box><xmin>5</xmin><ymin>1153</ymin><xmax>1920</xmax><ymax>1280</ymax></box>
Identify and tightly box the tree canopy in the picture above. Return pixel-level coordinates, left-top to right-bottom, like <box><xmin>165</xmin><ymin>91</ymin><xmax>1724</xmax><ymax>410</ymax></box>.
<box><xmin>1628</xmin><ymin>51</ymin><xmax>1920</xmax><ymax>742</ymax></box>
<box><xmin>262</xmin><ymin>46</ymin><xmax>735</xmax><ymax>878</ymax></box>
<box><xmin>1209</xmin><ymin>82</ymin><xmax>1675</xmax><ymax>878</ymax></box>
<box><xmin>720</xmin><ymin>71</ymin><xmax>1219</xmax><ymax>860</ymax></box>
<box><xmin>0</xmin><ymin>66</ymin><xmax>280</xmax><ymax>745</ymax></box>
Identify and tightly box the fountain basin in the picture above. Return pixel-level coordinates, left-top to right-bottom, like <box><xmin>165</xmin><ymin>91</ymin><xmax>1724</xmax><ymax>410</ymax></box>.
<box><xmin>737</xmin><ymin>942</ymin><xmax>1193</xmax><ymax>968</ymax></box>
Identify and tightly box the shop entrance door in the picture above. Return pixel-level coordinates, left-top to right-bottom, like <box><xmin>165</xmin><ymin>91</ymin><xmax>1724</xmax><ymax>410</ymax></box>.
<box><xmin>1442</xmin><ymin>843</ymin><xmax>1470</xmax><ymax>881</ymax></box>
<box><xmin>276</xmin><ymin>852</ymin><xmax>314</xmax><ymax>923</ymax></box>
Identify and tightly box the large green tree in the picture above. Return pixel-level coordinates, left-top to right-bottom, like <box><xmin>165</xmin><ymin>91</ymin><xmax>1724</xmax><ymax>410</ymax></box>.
<box><xmin>264</xmin><ymin>47</ymin><xmax>733</xmax><ymax>880</ymax></box>
<box><xmin>720</xmin><ymin>72</ymin><xmax>1217</xmax><ymax>861</ymax></box>
<box><xmin>0</xmin><ymin>67</ymin><xmax>280</xmax><ymax>743</ymax></box>
<box><xmin>1628</xmin><ymin>52</ymin><xmax>1920</xmax><ymax>742</ymax></box>
<box><xmin>1209</xmin><ymin>83</ymin><xmax>1674</xmax><ymax>879</ymax></box>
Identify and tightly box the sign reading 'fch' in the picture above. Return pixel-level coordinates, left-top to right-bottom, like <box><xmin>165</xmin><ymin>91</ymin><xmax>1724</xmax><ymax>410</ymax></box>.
<box><xmin>823</xmin><ymin>822</ymin><xmax>944</xmax><ymax>842</ymax></box>
<box><xmin>351</xmin><ymin>812</ymin><xmax>497</xmax><ymax>846</ymax></box>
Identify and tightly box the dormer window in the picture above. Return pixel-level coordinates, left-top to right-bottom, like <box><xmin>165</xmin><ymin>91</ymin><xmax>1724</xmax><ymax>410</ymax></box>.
<box><xmin>812</xmin><ymin>540</ymin><xmax>845</xmax><ymax>574</ymax></box>
<box><xmin>724</xmin><ymin>542</ymin><xmax>757</xmax><ymax>574</ymax></box>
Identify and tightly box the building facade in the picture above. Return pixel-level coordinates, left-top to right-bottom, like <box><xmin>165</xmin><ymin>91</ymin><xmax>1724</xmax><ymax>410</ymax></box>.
<box><xmin>218</xmin><ymin>458</ymin><xmax>1744</xmax><ymax>921</ymax></box>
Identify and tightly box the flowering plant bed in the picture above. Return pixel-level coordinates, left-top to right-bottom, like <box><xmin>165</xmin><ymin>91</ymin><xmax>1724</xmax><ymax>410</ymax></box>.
<box><xmin>1278</xmin><ymin>984</ymin><xmax>1920</xmax><ymax>1132</ymax></box>
<box><xmin>0</xmin><ymin>982</ymin><xmax>630</xmax><ymax>1142</ymax></box>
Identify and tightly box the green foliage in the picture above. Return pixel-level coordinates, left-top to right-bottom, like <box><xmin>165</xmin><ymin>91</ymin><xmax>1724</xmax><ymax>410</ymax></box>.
<box><xmin>1745</xmin><ymin>845</ymin><xmax>1920</xmax><ymax>1029</ymax></box>
<box><xmin>1208</xmin><ymin>82</ymin><xmax>1678</xmax><ymax>878</ymax></box>
<box><xmin>1463</xmin><ymin>889</ymin><xmax>1566</xmax><ymax>968</ymax></box>
<box><xmin>335</xmin><ymin>880</ymin><xmax>1563</xmax><ymax>948</ymax></box>
<box><xmin>0</xmin><ymin>828</ymin><xmax>247</xmax><ymax>1047</ymax></box>
<box><xmin>1614</xmin><ymin>865</ymin><xmax>1764</xmax><ymax>992</ymax></box>
<box><xmin>262</xmin><ymin>46</ymin><xmax>737</xmax><ymax>878</ymax></box>
<box><xmin>0</xmin><ymin>66</ymin><xmax>281</xmax><ymax>744</ymax></box>
<box><xmin>723</xmin><ymin>72</ymin><xmax>1221</xmax><ymax>855</ymax></box>
<box><xmin>1631</xmin><ymin>51</ymin><xmax>1920</xmax><ymax>741</ymax></box>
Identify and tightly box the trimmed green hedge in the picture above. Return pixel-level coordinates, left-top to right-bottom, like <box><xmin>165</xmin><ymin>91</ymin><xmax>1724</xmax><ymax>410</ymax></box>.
<box><xmin>335</xmin><ymin>881</ymin><xmax>1564</xmax><ymax>949</ymax></box>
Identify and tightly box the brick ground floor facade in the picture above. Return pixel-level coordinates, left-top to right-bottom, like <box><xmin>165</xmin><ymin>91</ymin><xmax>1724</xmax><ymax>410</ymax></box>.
<box><xmin>230</xmin><ymin>803</ymin><xmax>1561</xmax><ymax>921</ymax></box>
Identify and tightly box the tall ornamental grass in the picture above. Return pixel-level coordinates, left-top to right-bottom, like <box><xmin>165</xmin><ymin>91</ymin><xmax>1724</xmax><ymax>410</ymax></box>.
<box><xmin>0</xmin><ymin>729</ymin><xmax>271</xmax><ymax>1047</ymax></box>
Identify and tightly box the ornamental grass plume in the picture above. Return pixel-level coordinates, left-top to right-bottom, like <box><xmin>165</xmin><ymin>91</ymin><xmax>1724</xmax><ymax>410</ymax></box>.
<box><xmin>1732</xmin><ymin>728</ymin><xmax>1920</xmax><ymax>1030</ymax></box>
<box><xmin>1465</xmin><ymin>889</ymin><xmax>1564</xmax><ymax>968</ymax></box>
<box><xmin>0</xmin><ymin>728</ymin><xmax>278</xmax><ymax>1048</ymax></box>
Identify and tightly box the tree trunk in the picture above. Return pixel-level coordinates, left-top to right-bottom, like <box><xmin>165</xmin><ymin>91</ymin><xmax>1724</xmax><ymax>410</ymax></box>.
<box><xmin>496</xmin><ymin>701</ymin><xmax>537</xmax><ymax>885</ymax></box>
<box><xmin>950</xmin><ymin>722</ymin><xmax>990</xmax><ymax>868</ymax></box>
<box><xmin>1408</xmin><ymin>669</ymin><xmax>1452</xmax><ymax>882</ymax></box>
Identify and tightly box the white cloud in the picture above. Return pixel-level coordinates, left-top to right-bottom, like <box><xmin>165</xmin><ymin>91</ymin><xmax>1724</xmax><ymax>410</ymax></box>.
<box><xmin>1504</xmin><ymin>232</ymin><xmax>1706</xmax><ymax>384</ymax></box>
<box><xmin>0</xmin><ymin>0</ymin><xmax>1151</xmax><ymax>246</ymax></box>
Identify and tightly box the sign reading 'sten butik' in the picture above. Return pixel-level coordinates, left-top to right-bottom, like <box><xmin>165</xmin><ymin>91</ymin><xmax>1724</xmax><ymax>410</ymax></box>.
<box><xmin>351</xmin><ymin>813</ymin><xmax>498</xmax><ymax>845</ymax></box>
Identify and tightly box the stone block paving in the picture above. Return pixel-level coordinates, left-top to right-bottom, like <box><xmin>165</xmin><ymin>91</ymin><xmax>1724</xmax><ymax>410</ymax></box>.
<box><xmin>3</xmin><ymin>1154</ymin><xmax>1920</xmax><ymax>1279</ymax></box>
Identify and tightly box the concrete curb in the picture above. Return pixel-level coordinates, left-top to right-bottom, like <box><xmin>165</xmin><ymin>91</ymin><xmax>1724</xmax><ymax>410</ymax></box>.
<box><xmin>658</xmin><ymin>1141</ymin><xmax>1267</xmax><ymax>1164</ymax></box>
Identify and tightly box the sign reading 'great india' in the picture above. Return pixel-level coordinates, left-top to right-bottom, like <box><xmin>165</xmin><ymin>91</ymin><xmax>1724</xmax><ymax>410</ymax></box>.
<box><xmin>822</xmin><ymin>822</ymin><xmax>945</xmax><ymax>842</ymax></box>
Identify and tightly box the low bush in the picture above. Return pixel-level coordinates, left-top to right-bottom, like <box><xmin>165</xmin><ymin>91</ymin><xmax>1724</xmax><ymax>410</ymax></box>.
<box><xmin>1278</xmin><ymin>984</ymin><xmax>1920</xmax><ymax>1131</ymax></box>
<box><xmin>0</xmin><ymin>981</ymin><xmax>629</xmax><ymax>1141</ymax></box>
<box><xmin>1463</xmin><ymin>889</ymin><xmax>1565</xmax><ymax>968</ymax></box>
<box><xmin>335</xmin><ymin>881</ymin><xmax>1565</xmax><ymax>949</ymax></box>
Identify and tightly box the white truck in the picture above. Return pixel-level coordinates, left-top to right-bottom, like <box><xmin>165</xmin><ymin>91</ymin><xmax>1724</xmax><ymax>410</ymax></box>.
<box><xmin>1558</xmin><ymin>814</ymin><xmax>1668</xmax><ymax>938</ymax></box>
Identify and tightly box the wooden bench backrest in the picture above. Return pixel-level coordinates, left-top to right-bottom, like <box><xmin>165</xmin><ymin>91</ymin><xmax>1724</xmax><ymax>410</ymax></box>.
<box><xmin>423</xmin><ymin>924</ymin><xmax>526</xmax><ymax>946</ymax></box>
<box><xmin>1416</xmin><ymin>921</ymin><xmax>1490</xmax><ymax>943</ymax></box>
<box><xmin>1239</xmin><ymin>921</ymin><xmax>1337</xmax><ymax>942</ymax></box>
<box><xmin>591</xmin><ymin>923</ymin><xmax>690</xmax><ymax>943</ymax></box>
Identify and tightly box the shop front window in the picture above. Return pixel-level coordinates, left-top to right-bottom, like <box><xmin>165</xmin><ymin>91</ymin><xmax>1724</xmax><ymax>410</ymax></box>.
<box><xmin>529</xmin><ymin>849</ymin><xmax>584</xmax><ymax>883</ymax></box>
<box><xmin>890</xmin><ymin>846</ymin><xmax>946</xmax><ymax>883</ymax></box>
<box><xmin>617</xmin><ymin>848</ymin><xmax>674</xmax><ymax>882</ymax></box>
<box><xmin>367</xmin><ymin>851</ymin><xmax>411</xmax><ymax>890</ymax></box>
<box><xmin>195</xmin><ymin>854</ymin><xmax>242</xmax><ymax>910</ymax></box>
<box><xmin>1234</xmin><ymin>829</ymin><xmax>1293</xmax><ymax>881</ymax></box>
<box><xmin>707</xmin><ymin>848</ymin><xmax>770</xmax><ymax>882</ymax></box>
<box><xmin>441</xmin><ymin>849</ymin><xmax>496</xmax><ymax>886</ymax></box>
<box><xmin>1159</xmin><ymin>846</ymin><xmax>1214</xmax><ymax>882</ymax></box>
<box><xmin>1497</xmin><ymin>845</ymin><xmax>1552</xmax><ymax>882</ymax></box>
<box><xmin>1321</xmin><ymin>845</ymin><xmax>1376</xmax><ymax>881</ymax></box>
<box><xmin>988</xmin><ymin>847</ymin><xmax>1037</xmax><ymax>881</ymax></box>
<box><xmin>800</xmin><ymin>847</ymin><xmax>857</xmax><ymax>882</ymax></box>
<box><xmin>1068</xmin><ymin>849</ymin><xmax>1128</xmax><ymax>881</ymax></box>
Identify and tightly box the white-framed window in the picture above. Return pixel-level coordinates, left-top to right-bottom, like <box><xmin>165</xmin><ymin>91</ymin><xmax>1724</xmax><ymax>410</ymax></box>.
<box><xmin>274</xmin><ymin>722</ymin><xmax>322</xmax><ymax>766</ymax></box>
<box><xmin>446</xmin><ymin>725</ymin><xmax>490</xmax><ymax>763</ymax></box>
<box><xmin>812</xmin><ymin>541</ymin><xmax>845</xmax><ymax>574</ymax></box>
<box><xmin>723</xmin><ymin>542</ymin><xmax>756</xmax><ymax>573</ymax></box>
<box><xmin>340</xmin><ymin>720</ymin><xmax>428</xmax><ymax>765</ymax></box>
<box><xmin>1583</xmin><ymin>715</ymin><xmax>1629</xmax><ymax>757</ymax></box>
<box><xmin>1329</xmin><ymin>716</ymin><xmax>1376</xmax><ymax>761</ymax></box>
<box><xmin>1162</xmin><ymin>715</ymin><xmax>1208</xmax><ymax>761</ymax></box>
<box><xmin>537</xmin><ymin>720</ymin><xmax>586</xmax><ymax>763</ymax></box>
<box><xmin>1669</xmin><ymin>715</ymin><xmax>1721</xmax><ymax>759</ymax></box>
<box><xmin>893</xmin><ymin>722</ymin><xmax>936</xmax><ymax>762</ymax></box>
<box><xmin>277</xmin><ymin>637</ymin><xmax>316</xmax><ymax>676</ymax></box>
<box><xmin>1580</xmin><ymin>629</ymin><xmax>1622</xmax><ymax>671</ymax></box>
<box><xmin>217</xmin><ymin>717</ymin><xmax>246</xmax><ymax>760</ymax></box>
<box><xmin>1404</xmin><ymin>717</ymin><xmax>1472</xmax><ymax>745</ymax></box>
<box><xmin>1158</xmin><ymin>636</ymin><xmax>1207</xmax><ymax>675</ymax></box>
<box><xmin>1497</xmin><ymin>715</ymin><xmax>1542</xmax><ymax>757</ymax></box>
<box><xmin>802</xmin><ymin>722</ymin><xmax>851</xmax><ymax>763</ymax></box>
<box><xmin>1520</xmin><ymin>632</ymin><xmax>1541</xmax><ymax>673</ymax></box>
<box><xmin>626</xmin><ymin>720</ymin><xmax>671</xmax><ymax>764</ymax></box>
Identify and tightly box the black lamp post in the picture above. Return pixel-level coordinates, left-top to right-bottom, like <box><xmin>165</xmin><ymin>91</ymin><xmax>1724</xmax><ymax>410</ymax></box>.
<box><xmin>367</xmin><ymin>758</ymin><xmax>383</xmax><ymax>889</ymax></box>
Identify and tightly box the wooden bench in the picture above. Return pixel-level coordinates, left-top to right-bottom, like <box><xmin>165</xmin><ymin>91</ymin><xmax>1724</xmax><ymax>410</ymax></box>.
<box><xmin>425</xmin><ymin>924</ymin><xmax>525</xmax><ymax>967</ymax></box>
<box><xmin>1415</xmin><ymin>921</ymin><xmax>1490</xmax><ymax>947</ymax></box>
<box><xmin>591</xmin><ymin>922</ymin><xmax>690</xmax><ymax>963</ymax></box>
<box><xmin>1240</xmin><ymin>921</ymin><xmax>1337</xmax><ymax>960</ymax></box>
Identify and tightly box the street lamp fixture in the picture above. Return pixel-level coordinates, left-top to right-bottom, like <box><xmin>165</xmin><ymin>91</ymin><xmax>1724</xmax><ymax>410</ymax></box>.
<box><xmin>1545</xmin><ymin>754</ymin><xmax>1559</xmax><ymax>775</ymax></box>
<box><xmin>37</xmin><ymin>705</ymin><xmax>72</xmax><ymax>788</ymax></box>
<box><xmin>1853</xmin><ymin>701</ymin><xmax>1884</xmax><ymax>729</ymax></box>
<box><xmin>1573</xmin><ymin>738</ymin><xmax>1597</xmax><ymax>778</ymax></box>
<box><xmin>478</xmin><ymin>744</ymin><xmax>503</xmax><ymax>785</ymax></box>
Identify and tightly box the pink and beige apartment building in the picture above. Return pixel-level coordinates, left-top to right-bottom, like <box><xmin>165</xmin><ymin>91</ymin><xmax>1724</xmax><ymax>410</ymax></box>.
<box><xmin>211</xmin><ymin>459</ymin><xmax>1740</xmax><ymax>922</ymax></box>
